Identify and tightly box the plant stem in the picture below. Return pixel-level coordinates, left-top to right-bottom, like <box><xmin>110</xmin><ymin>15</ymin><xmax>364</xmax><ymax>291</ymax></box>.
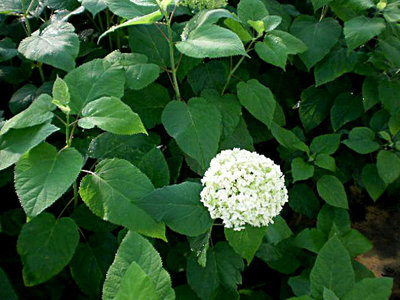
<box><xmin>156</xmin><ymin>2</ymin><xmax>181</xmax><ymax>100</ymax></box>
<box><xmin>73</xmin><ymin>181</ymin><xmax>78</xmax><ymax>208</ymax></box>
<box><xmin>105</xmin><ymin>10</ymin><xmax>113</xmax><ymax>50</ymax></box>
<box><xmin>65</xmin><ymin>113</ymin><xmax>71</xmax><ymax>147</ymax></box>
<box><xmin>37</xmin><ymin>63</ymin><xmax>45</xmax><ymax>82</ymax></box>
<box><xmin>221</xmin><ymin>39</ymin><xmax>256</xmax><ymax>95</ymax></box>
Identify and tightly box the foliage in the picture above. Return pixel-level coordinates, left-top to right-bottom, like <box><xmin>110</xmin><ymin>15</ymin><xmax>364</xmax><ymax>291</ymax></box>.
<box><xmin>0</xmin><ymin>0</ymin><xmax>398</xmax><ymax>299</ymax></box>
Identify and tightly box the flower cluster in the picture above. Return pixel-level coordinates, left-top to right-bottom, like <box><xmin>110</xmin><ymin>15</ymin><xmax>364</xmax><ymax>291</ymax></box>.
<box><xmin>177</xmin><ymin>0</ymin><xmax>227</xmax><ymax>11</ymax></box>
<box><xmin>200</xmin><ymin>148</ymin><xmax>288</xmax><ymax>231</ymax></box>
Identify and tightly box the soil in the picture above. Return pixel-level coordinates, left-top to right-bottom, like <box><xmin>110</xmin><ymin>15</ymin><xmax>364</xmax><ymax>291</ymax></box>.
<box><xmin>353</xmin><ymin>205</ymin><xmax>400</xmax><ymax>299</ymax></box>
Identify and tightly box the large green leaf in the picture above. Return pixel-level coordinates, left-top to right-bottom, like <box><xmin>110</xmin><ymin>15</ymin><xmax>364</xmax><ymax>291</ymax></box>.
<box><xmin>0</xmin><ymin>0</ymin><xmax>38</xmax><ymax>14</ymax></box>
<box><xmin>18</xmin><ymin>21</ymin><xmax>79</xmax><ymax>72</ymax></box>
<box><xmin>176</xmin><ymin>24</ymin><xmax>246</xmax><ymax>59</ymax></box>
<box><xmin>269</xmin><ymin>30</ymin><xmax>307</xmax><ymax>55</ymax></box>
<box><xmin>330</xmin><ymin>92</ymin><xmax>363</xmax><ymax>131</ymax></box>
<box><xmin>299</xmin><ymin>86</ymin><xmax>333</xmax><ymax>131</ymax></box>
<box><xmin>123</xmin><ymin>83</ymin><xmax>170</xmax><ymax>129</ymax></box>
<box><xmin>376</xmin><ymin>150</ymin><xmax>400</xmax><ymax>184</ymax></box>
<box><xmin>138</xmin><ymin>182</ymin><xmax>212</xmax><ymax>236</ymax></box>
<box><xmin>344</xmin><ymin>16</ymin><xmax>386</xmax><ymax>52</ymax></box>
<box><xmin>361</xmin><ymin>164</ymin><xmax>386</xmax><ymax>201</ymax></box>
<box><xmin>102</xmin><ymin>231</ymin><xmax>174</xmax><ymax>300</ymax></box>
<box><xmin>79</xmin><ymin>158</ymin><xmax>166</xmax><ymax>239</ymax></box>
<box><xmin>15</xmin><ymin>143</ymin><xmax>83</xmax><ymax>217</ymax></box>
<box><xmin>291</xmin><ymin>157</ymin><xmax>314</xmax><ymax>182</ymax></box>
<box><xmin>290</xmin><ymin>16</ymin><xmax>341</xmax><ymax>69</ymax></box>
<box><xmin>314</xmin><ymin>48</ymin><xmax>359</xmax><ymax>86</ymax></box>
<box><xmin>78</xmin><ymin>96</ymin><xmax>146</xmax><ymax>135</ymax></box>
<box><xmin>114</xmin><ymin>262</ymin><xmax>158</xmax><ymax>300</ymax></box>
<box><xmin>270</xmin><ymin>123</ymin><xmax>309</xmax><ymax>153</ymax></box>
<box><xmin>162</xmin><ymin>98</ymin><xmax>222</xmax><ymax>170</ymax></box>
<box><xmin>342</xmin><ymin>277</ymin><xmax>393</xmax><ymax>300</ymax></box>
<box><xmin>237</xmin><ymin>79</ymin><xmax>276</xmax><ymax>128</ymax></box>
<box><xmin>317</xmin><ymin>175</ymin><xmax>348</xmax><ymax>209</ymax></box>
<box><xmin>0</xmin><ymin>94</ymin><xmax>55</xmax><ymax>135</ymax></box>
<box><xmin>0</xmin><ymin>123</ymin><xmax>59</xmax><ymax>171</ymax></box>
<box><xmin>17</xmin><ymin>213</ymin><xmax>79</xmax><ymax>286</ymax></box>
<box><xmin>137</xmin><ymin>147</ymin><xmax>170</xmax><ymax>188</ymax></box>
<box><xmin>80</xmin><ymin>0</ymin><xmax>106</xmax><ymax>16</ymax></box>
<box><xmin>69</xmin><ymin>232</ymin><xmax>118</xmax><ymax>297</ymax></box>
<box><xmin>187</xmin><ymin>242</ymin><xmax>244</xmax><ymax>300</ymax></box>
<box><xmin>342</xmin><ymin>127</ymin><xmax>380</xmax><ymax>154</ymax></box>
<box><xmin>255</xmin><ymin>35</ymin><xmax>288</xmax><ymax>70</ymax></box>
<box><xmin>310</xmin><ymin>236</ymin><xmax>355</xmax><ymax>298</ymax></box>
<box><xmin>310</xmin><ymin>134</ymin><xmax>341</xmax><ymax>155</ymax></box>
<box><xmin>237</xmin><ymin>0</ymin><xmax>268</xmax><ymax>22</ymax></box>
<box><xmin>289</xmin><ymin>183</ymin><xmax>320</xmax><ymax>218</ymax></box>
<box><xmin>378</xmin><ymin>79</ymin><xmax>400</xmax><ymax>114</ymax></box>
<box><xmin>64</xmin><ymin>59</ymin><xmax>125</xmax><ymax>114</ymax></box>
<box><xmin>104</xmin><ymin>0</ymin><xmax>158</xmax><ymax>19</ymax></box>
<box><xmin>105</xmin><ymin>51</ymin><xmax>160</xmax><ymax>90</ymax></box>
<box><xmin>317</xmin><ymin>204</ymin><xmax>351</xmax><ymax>236</ymax></box>
<box><xmin>0</xmin><ymin>38</ymin><xmax>18</xmax><ymax>62</ymax></box>
<box><xmin>225</xmin><ymin>225</ymin><xmax>267</xmax><ymax>263</ymax></box>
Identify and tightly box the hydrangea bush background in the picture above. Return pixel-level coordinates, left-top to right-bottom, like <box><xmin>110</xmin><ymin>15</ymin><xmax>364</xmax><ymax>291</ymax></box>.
<box><xmin>0</xmin><ymin>0</ymin><xmax>399</xmax><ymax>299</ymax></box>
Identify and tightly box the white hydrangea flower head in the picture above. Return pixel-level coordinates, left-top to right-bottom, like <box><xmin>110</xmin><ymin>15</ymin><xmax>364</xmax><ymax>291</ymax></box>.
<box><xmin>200</xmin><ymin>148</ymin><xmax>288</xmax><ymax>231</ymax></box>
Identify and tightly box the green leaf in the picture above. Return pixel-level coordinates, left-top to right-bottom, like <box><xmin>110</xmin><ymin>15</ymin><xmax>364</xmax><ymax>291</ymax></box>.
<box><xmin>162</xmin><ymin>98</ymin><xmax>222</xmax><ymax>170</ymax></box>
<box><xmin>17</xmin><ymin>213</ymin><xmax>79</xmax><ymax>286</ymax></box>
<box><xmin>378</xmin><ymin>79</ymin><xmax>400</xmax><ymax>114</ymax></box>
<box><xmin>362</xmin><ymin>164</ymin><xmax>386</xmax><ymax>201</ymax></box>
<box><xmin>188</xmin><ymin>230</ymin><xmax>211</xmax><ymax>267</ymax></box>
<box><xmin>104</xmin><ymin>0</ymin><xmax>158</xmax><ymax>19</ymax></box>
<box><xmin>52</xmin><ymin>76</ymin><xmax>70</xmax><ymax>113</ymax></box>
<box><xmin>294</xmin><ymin>228</ymin><xmax>326</xmax><ymax>253</ymax></box>
<box><xmin>340</xmin><ymin>229</ymin><xmax>372</xmax><ymax>257</ymax></box>
<box><xmin>224</xmin><ymin>18</ymin><xmax>252</xmax><ymax>43</ymax></box>
<box><xmin>104</xmin><ymin>51</ymin><xmax>160</xmax><ymax>90</ymax></box>
<box><xmin>270</xmin><ymin>123</ymin><xmax>309</xmax><ymax>153</ymax></box>
<box><xmin>188</xmin><ymin>60</ymin><xmax>228</xmax><ymax>95</ymax></box>
<box><xmin>343</xmin><ymin>127</ymin><xmax>380</xmax><ymax>154</ymax></box>
<box><xmin>237</xmin><ymin>79</ymin><xmax>276</xmax><ymax>128</ymax></box>
<box><xmin>291</xmin><ymin>157</ymin><xmax>314</xmax><ymax>182</ymax></box>
<box><xmin>18</xmin><ymin>21</ymin><xmax>79</xmax><ymax>72</ymax></box>
<box><xmin>98</xmin><ymin>11</ymin><xmax>163</xmax><ymax>41</ymax></box>
<box><xmin>0</xmin><ymin>94</ymin><xmax>55</xmax><ymax>135</ymax></box>
<box><xmin>71</xmin><ymin>204</ymin><xmax>118</xmax><ymax>233</ymax></box>
<box><xmin>342</xmin><ymin>277</ymin><xmax>393</xmax><ymax>300</ymax></box>
<box><xmin>137</xmin><ymin>147</ymin><xmax>170</xmax><ymax>188</ymax></box>
<box><xmin>0</xmin><ymin>0</ymin><xmax>38</xmax><ymax>13</ymax></box>
<box><xmin>344</xmin><ymin>16</ymin><xmax>386</xmax><ymax>52</ymax></box>
<box><xmin>115</xmin><ymin>262</ymin><xmax>158</xmax><ymax>300</ymax></box>
<box><xmin>200</xmin><ymin>89</ymin><xmax>242</xmax><ymax>139</ymax></box>
<box><xmin>0</xmin><ymin>38</ymin><xmax>18</xmax><ymax>62</ymax></box>
<box><xmin>269</xmin><ymin>30</ymin><xmax>307</xmax><ymax>55</ymax></box>
<box><xmin>265</xmin><ymin>216</ymin><xmax>293</xmax><ymax>244</ymax></box>
<box><xmin>317</xmin><ymin>175</ymin><xmax>348</xmax><ymax>209</ymax></box>
<box><xmin>380</xmin><ymin>36</ymin><xmax>400</xmax><ymax>68</ymax></box>
<box><xmin>362</xmin><ymin>77</ymin><xmax>380</xmax><ymax>111</ymax></box>
<box><xmin>312</xmin><ymin>0</ymin><xmax>332</xmax><ymax>11</ymax></box>
<box><xmin>79</xmin><ymin>158</ymin><xmax>166</xmax><ymax>239</ymax></box>
<box><xmin>0</xmin><ymin>267</ymin><xmax>18</xmax><ymax>300</ymax></box>
<box><xmin>317</xmin><ymin>204</ymin><xmax>351</xmax><ymax>236</ymax></box>
<box><xmin>225</xmin><ymin>225</ymin><xmax>267</xmax><ymax>263</ymax></box>
<box><xmin>78</xmin><ymin>96</ymin><xmax>146</xmax><ymax>135</ymax></box>
<box><xmin>138</xmin><ymin>182</ymin><xmax>213</xmax><ymax>236</ymax></box>
<box><xmin>103</xmin><ymin>231</ymin><xmax>174</xmax><ymax>300</ymax></box>
<box><xmin>289</xmin><ymin>183</ymin><xmax>320</xmax><ymax>218</ymax></box>
<box><xmin>255</xmin><ymin>35</ymin><xmax>288</xmax><ymax>70</ymax></box>
<box><xmin>15</xmin><ymin>143</ymin><xmax>83</xmax><ymax>217</ymax></box>
<box><xmin>310</xmin><ymin>236</ymin><xmax>355</xmax><ymax>298</ymax></box>
<box><xmin>315</xmin><ymin>153</ymin><xmax>336</xmax><ymax>171</ymax></box>
<box><xmin>299</xmin><ymin>86</ymin><xmax>333</xmax><ymax>131</ymax></box>
<box><xmin>310</xmin><ymin>134</ymin><xmax>341</xmax><ymax>155</ymax></box>
<box><xmin>237</xmin><ymin>0</ymin><xmax>268</xmax><ymax>22</ymax></box>
<box><xmin>376</xmin><ymin>150</ymin><xmax>400</xmax><ymax>184</ymax></box>
<box><xmin>314</xmin><ymin>48</ymin><xmax>359</xmax><ymax>86</ymax></box>
<box><xmin>123</xmin><ymin>83</ymin><xmax>170</xmax><ymax>129</ymax></box>
<box><xmin>330</xmin><ymin>92</ymin><xmax>363</xmax><ymax>131</ymax></box>
<box><xmin>176</xmin><ymin>24</ymin><xmax>246</xmax><ymax>59</ymax></box>
<box><xmin>220</xmin><ymin>117</ymin><xmax>254</xmax><ymax>151</ymax></box>
<box><xmin>187</xmin><ymin>242</ymin><xmax>244</xmax><ymax>300</ymax></box>
<box><xmin>0</xmin><ymin>123</ymin><xmax>59</xmax><ymax>171</ymax></box>
<box><xmin>64</xmin><ymin>59</ymin><xmax>125</xmax><ymax>115</ymax></box>
<box><xmin>69</xmin><ymin>232</ymin><xmax>118</xmax><ymax>297</ymax></box>
<box><xmin>323</xmin><ymin>288</ymin><xmax>340</xmax><ymax>300</ymax></box>
<box><xmin>290</xmin><ymin>16</ymin><xmax>341</xmax><ymax>69</ymax></box>
<box><xmin>80</xmin><ymin>0</ymin><xmax>106</xmax><ymax>16</ymax></box>
<box><xmin>129</xmin><ymin>25</ymin><xmax>172</xmax><ymax>67</ymax></box>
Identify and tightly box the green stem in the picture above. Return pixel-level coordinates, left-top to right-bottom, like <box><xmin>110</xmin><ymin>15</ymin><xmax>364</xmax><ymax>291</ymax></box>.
<box><xmin>157</xmin><ymin>2</ymin><xmax>181</xmax><ymax>100</ymax></box>
<box><xmin>66</xmin><ymin>113</ymin><xmax>71</xmax><ymax>147</ymax></box>
<box><xmin>37</xmin><ymin>63</ymin><xmax>45</xmax><ymax>82</ymax></box>
<box><xmin>221</xmin><ymin>39</ymin><xmax>256</xmax><ymax>95</ymax></box>
<box><xmin>73</xmin><ymin>181</ymin><xmax>78</xmax><ymax>208</ymax></box>
<box><xmin>105</xmin><ymin>10</ymin><xmax>113</xmax><ymax>50</ymax></box>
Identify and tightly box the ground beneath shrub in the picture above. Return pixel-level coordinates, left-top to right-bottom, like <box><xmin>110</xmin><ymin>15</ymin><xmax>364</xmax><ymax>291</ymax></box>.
<box><xmin>353</xmin><ymin>204</ymin><xmax>400</xmax><ymax>299</ymax></box>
